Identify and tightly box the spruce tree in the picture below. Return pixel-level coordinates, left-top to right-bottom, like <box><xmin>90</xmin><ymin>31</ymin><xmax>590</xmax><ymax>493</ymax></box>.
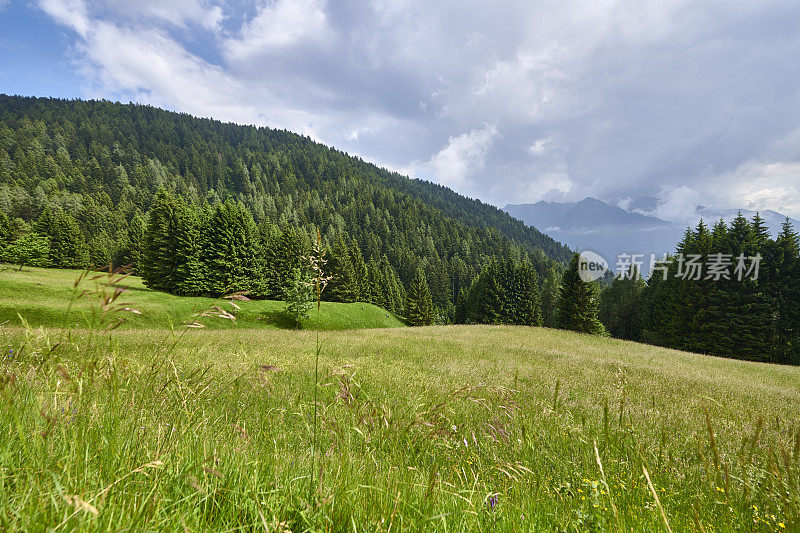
<box><xmin>327</xmin><ymin>236</ymin><xmax>358</xmax><ymax>302</ymax></box>
<box><xmin>773</xmin><ymin>218</ymin><xmax>800</xmax><ymax>363</ymax></box>
<box><xmin>173</xmin><ymin>202</ymin><xmax>205</xmax><ymax>296</ymax></box>
<box><xmin>201</xmin><ymin>200</ymin><xmax>262</xmax><ymax>296</ymax></box>
<box><xmin>406</xmin><ymin>268</ymin><xmax>434</xmax><ymax>326</ymax></box>
<box><xmin>125</xmin><ymin>212</ymin><xmax>146</xmax><ymax>274</ymax></box>
<box><xmin>50</xmin><ymin>210</ymin><xmax>87</xmax><ymax>268</ymax></box>
<box><xmin>141</xmin><ymin>190</ymin><xmax>180</xmax><ymax>293</ymax></box>
<box><xmin>0</xmin><ymin>211</ymin><xmax>11</xmax><ymax>256</ymax></box>
<box><xmin>556</xmin><ymin>254</ymin><xmax>604</xmax><ymax>334</ymax></box>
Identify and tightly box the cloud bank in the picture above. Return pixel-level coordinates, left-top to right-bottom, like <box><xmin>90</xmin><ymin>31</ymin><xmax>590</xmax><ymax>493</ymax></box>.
<box><xmin>29</xmin><ymin>0</ymin><xmax>800</xmax><ymax>220</ymax></box>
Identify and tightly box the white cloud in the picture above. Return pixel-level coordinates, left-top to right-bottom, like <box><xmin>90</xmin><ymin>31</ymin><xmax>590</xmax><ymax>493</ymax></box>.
<box><xmin>78</xmin><ymin>23</ymin><xmax>253</xmax><ymax>123</ymax></box>
<box><xmin>646</xmin><ymin>186</ymin><xmax>701</xmax><ymax>226</ymax></box>
<box><xmin>709</xmin><ymin>160</ymin><xmax>800</xmax><ymax>218</ymax></box>
<box><xmin>521</xmin><ymin>171</ymin><xmax>573</xmax><ymax>202</ymax></box>
<box><xmin>529</xmin><ymin>137</ymin><xmax>552</xmax><ymax>155</ymax></box>
<box><xmin>38</xmin><ymin>0</ymin><xmax>90</xmax><ymax>37</ymax></box>
<box><xmin>224</xmin><ymin>0</ymin><xmax>328</xmax><ymax>62</ymax></box>
<box><xmin>100</xmin><ymin>0</ymin><xmax>225</xmax><ymax>30</ymax></box>
<box><xmin>423</xmin><ymin>124</ymin><xmax>497</xmax><ymax>189</ymax></box>
<box><xmin>31</xmin><ymin>0</ymin><xmax>800</xmax><ymax>216</ymax></box>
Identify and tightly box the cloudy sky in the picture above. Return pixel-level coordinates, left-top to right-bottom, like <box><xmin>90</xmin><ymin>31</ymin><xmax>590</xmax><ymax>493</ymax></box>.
<box><xmin>1</xmin><ymin>0</ymin><xmax>800</xmax><ymax>222</ymax></box>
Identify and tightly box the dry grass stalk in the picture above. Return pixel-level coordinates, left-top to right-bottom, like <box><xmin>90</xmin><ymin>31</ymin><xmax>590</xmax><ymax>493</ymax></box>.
<box><xmin>643</xmin><ymin>464</ymin><xmax>673</xmax><ymax>533</ymax></box>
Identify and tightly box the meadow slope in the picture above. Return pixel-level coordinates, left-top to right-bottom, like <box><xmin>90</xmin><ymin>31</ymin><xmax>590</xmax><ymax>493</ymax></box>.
<box><xmin>0</xmin><ymin>266</ymin><xmax>406</xmax><ymax>331</ymax></box>
<box><xmin>0</xmin><ymin>268</ymin><xmax>799</xmax><ymax>531</ymax></box>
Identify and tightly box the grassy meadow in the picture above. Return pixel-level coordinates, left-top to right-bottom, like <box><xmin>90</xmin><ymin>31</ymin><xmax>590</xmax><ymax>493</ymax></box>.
<box><xmin>0</xmin><ymin>266</ymin><xmax>406</xmax><ymax>331</ymax></box>
<box><xmin>1</xmin><ymin>267</ymin><xmax>799</xmax><ymax>531</ymax></box>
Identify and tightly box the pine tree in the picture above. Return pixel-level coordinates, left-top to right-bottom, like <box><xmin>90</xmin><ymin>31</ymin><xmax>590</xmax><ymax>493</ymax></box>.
<box><xmin>50</xmin><ymin>210</ymin><xmax>87</xmax><ymax>268</ymax></box>
<box><xmin>88</xmin><ymin>234</ymin><xmax>113</xmax><ymax>268</ymax></box>
<box><xmin>773</xmin><ymin>218</ymin><xmax>800</xmax><ymax>363</ymax></box>
<box><xmin>270</xmin><ymin>226</ymin><xmax>304</xmax><ymax>299</ymax></box>
<box><xmin>141</xmin><ymin>190</ymin><xmax>180</xmax><ymax>293</ymax></box>
<box><xmin>350</xmin><ymin>244</ymin><xmax>369</xmax><ymax>301</ymax></box>
<box><xmin>556</xmin><ymin>254</ymin><xmax>604</xmax><ymax>334</ymax></box>
<box><xmin>173</xmin><ymin>202</ymin><xmax>205</xmax><ymax>296</ymax></box>
<box><xmin>202</xmin><ymin>200</ymin><xmax>262</xmax><ymax>296</ymax></box>
<box><xmin>35</xmin><ymin>208</ymin><xmax>87</xmax><ymax>268</ymax></box>
<box><xmin>0</xmin><ymin>211</ymin><xmax>11</xmax><ymax>255</ymax></box>
<box><xmin>327</xmin><ymin>236</ymin><xmax>358</xmax><ymax>303</ymax></box>
<box><xmin>405</xmin><ymin>268</ymin><xmax>434</xmax><ymax>326</ymax></box>
<box><xmin>125</xmin><ymin>212</ymin><xmax>146</xmax><ymax>274</ymax></box>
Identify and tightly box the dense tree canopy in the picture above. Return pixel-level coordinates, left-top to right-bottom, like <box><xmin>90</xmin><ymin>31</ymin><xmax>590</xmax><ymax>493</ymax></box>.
<box><xmin>0</xmin><ymin>95</ymin><xmax>570</xmax><ymax>321</ymax></box>
<box><xmin>601</xmin><ymin>214</ymin><xmax>800</xmax><ymax>364</ymax></box>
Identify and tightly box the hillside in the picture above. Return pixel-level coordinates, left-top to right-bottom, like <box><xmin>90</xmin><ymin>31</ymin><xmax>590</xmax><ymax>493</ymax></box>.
<box><xmin>0</xmin><ymin>266</ymin><xmax>405</xmax><ymax>331</ymax></box>
<box><xmin>0</xmin><ymin>95</ymin><xmax>572</xmax><ymax>319</ymax></box>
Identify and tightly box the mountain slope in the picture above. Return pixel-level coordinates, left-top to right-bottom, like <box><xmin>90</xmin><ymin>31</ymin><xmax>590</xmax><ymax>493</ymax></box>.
<box><xmin>0</xmin><ymin>94</ymin><xmax>571</xmax><ymax>317</ymax></box>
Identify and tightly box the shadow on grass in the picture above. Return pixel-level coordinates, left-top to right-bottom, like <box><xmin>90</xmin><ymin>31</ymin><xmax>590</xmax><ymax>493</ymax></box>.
<box><xmin>261</xmin><ymin>310</ymin><xmax>303</xmax><ymax>330</ymax></box>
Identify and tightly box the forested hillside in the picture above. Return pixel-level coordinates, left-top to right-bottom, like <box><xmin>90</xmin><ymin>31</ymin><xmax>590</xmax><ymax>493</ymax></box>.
<box><xmin>0</xmin><ymin>95</ymin><xmax>570</xmax><ymax>321</ymax></box>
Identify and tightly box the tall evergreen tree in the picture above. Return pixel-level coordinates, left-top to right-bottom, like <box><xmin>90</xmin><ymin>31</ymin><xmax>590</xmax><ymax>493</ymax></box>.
<box><xmin>172</xmin><ymin>202</ymin><xmax>206</xmax><ymax>296</ymax></box>
<box><xmin>327</xmin><ymin>236</ymin><xmax>358</xmax><ymax>303</ymax></box>
<box><xmin>36</xmin><ymin>208</ymin><xmax>87</xmax><ymax>268</ymax></box>
<box><xmin>773</xmin><ymin>218</ymin><xmax>800</xmax><ymax>364</ymax></box>
<box><xmin>406</xmin><ymin>268</ymin><xmax>434</xmax><ymax>326</ymax></box>
<box><xmin>0</xmin><ymin>211</ymin><xmax>12</xmax><ymax>255</ymax></box>
<box><xmin>141</xmin><ymin>190</ymin><xmax>181</xmax><ymax>293</ymax></box>
<box><xmin>201</xmin><ymin>200</ymin><xmax>262</xmax><ymax>296</ymax></box>
<box><xmin>556</xmin><ymin>254</ymin><xmax>604</xmax><ymax>334</ymax></box>
<box><xmin>124</xmin><ymin>212</ymin><xmax>146</xmax><ymax>273</ymax></box>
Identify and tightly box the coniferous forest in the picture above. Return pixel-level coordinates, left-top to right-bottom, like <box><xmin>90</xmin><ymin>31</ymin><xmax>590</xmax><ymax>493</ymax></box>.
<box><xmin>599</xmin><ymin>214</ymin><xmax>800</xmax><ymax>364</ymax></box>
<box><xmin>0</xmin><ymin>95</ymin><xmax>569</xmax><ymax>324</ymax></box>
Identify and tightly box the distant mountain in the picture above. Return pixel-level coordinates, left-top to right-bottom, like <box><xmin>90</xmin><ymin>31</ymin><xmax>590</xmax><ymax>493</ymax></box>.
<box><xmin>505</xmin><ymin>197</ymin><xmax>673</xmax><ymax>232</ymax></box>
<box><xmin>505</xmin><ymin>197</ymin><xmax>800</xmax><ymax>276</ymax></box>
<box><xmin>505</xmin><ymin>198</ymin><xmax>683</xmax><ymax>275</ymax></box>
<box><xmin>695</xmin><ymin>206</ymin><xmax>800</xmax><ymax>237</ymax></box>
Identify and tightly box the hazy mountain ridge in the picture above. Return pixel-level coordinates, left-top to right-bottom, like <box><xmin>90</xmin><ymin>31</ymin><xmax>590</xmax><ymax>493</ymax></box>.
<box><xmin>504</xmin><ymin>197</ymin><xmax>799</xmax><ymax>274</ymax></box>
<box><xmin>505</xmin><ymin>197</ymin><xmax>675</xmax><ymax>232</ymax></box>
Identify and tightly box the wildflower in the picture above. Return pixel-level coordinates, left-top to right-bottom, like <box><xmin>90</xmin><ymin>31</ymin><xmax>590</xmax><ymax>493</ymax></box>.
<box><xmin>487</xmin><ymin>495</ymin><xmax>498</xmax><ymax>511</ymax></box>
<box><xmin>779</xmin><ymin>523</ymin><xmax>785</xmax><ymax>529</ymax></box>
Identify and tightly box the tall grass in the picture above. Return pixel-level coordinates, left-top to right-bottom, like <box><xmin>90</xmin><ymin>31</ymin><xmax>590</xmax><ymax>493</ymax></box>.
<box><xmin>0</xmin><ymin>267</ymin><xmax>799</xmax><ymax>530</ymax></box>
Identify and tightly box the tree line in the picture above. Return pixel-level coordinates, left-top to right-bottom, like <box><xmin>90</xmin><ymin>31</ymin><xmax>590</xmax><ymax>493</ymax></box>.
<box><xmin>598</xmin><ymin>213</ymin><xmax>800</xmax><ymax>364</ymax></box>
